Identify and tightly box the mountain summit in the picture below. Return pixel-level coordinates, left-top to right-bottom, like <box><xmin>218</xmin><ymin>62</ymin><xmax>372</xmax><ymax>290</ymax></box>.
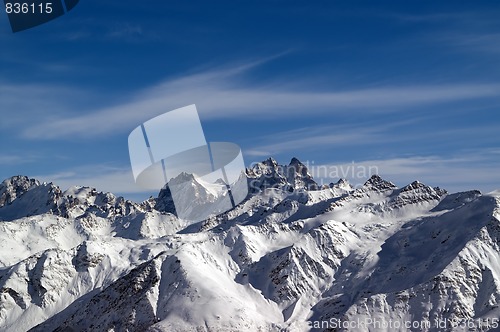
<box><xmin>246</xmin><ymin>157</ymin><xmax>319</xmax><ymax>192</ymax></box>
<box><xmin>0</xmin><ymin>158</ymin><xmax>499</xmax><ymax>331</ymax></box>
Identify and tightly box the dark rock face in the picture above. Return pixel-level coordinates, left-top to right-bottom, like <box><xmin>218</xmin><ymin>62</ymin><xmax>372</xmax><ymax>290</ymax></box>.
<box><xmin>1</xmin><ymin>158</ymin><xmax>499</xmax><ymax>332</ymax></box>
<box><xmin>246</xmin><ymin>157</ymin><xmax>319</xmax><ymax>193</ymax></box>
<box><xmin>0</xmin><ymin>175</ymin><xmax>41</xmax><ymax>207</ymax></box>
<box><xmin>154</xmin><ymin>185</ymin><xmax>177</xmax><ymax>215</ymax></box>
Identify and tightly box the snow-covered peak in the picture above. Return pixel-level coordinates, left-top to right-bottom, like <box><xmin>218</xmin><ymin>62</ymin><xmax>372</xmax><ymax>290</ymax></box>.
<box><xmin>332</xmin><ymin>178</ymin><xmax>352</xmax><ymax>191</ymax></box>
<box><xmin>363</xmin><ymin>174</ymin><xmax>397</xmax><ymax>191</ymax></box>
<box><xmin>0</xmin><ymin>175</ymin><xmax>41</xmax><ymax>207</ymax></box>
<box><xmin>262</xmin><ymin>157</ymin><xmax>278</xmax><ymax>167</ymax></box>
<box><xmin>399</xmin><ymin>180</ymin><xmax>446</xmax><ymax>198</ymax></box>
<box><xmin>167</xmin><ymin>172</ymin><xmax>196</xmax><ymax>186</ymax></box>
<box><xmin>247</xmin><ymin>159</ymin><xmax>288</xmax><ymax>192</ymax></box>
<box><xmin>285</xmin><ymin>157</ymin><xmax>318</xmax><ymax>191</ymax></box>
<box><xmin>0</xmin><ymin>178</ymin><xmax>62</xmax><ymax>221</ymax></box>
<box><xmin>2</xmin><ymin>158</ymin><xmax>500</xmax><ymax>332</ymax></box>
<box><xmin>63</xmin><ymin>186</ymin><xmax>99</xmax><ymax>205</ymax></box>
<box><xmin>387</xmin><ymin>179</ymin><xmax>447</xmax><ymax>210</ymax></box>
<box><xmin>247</xmin><ymin>157</ymin><xmax>318</xmax><ymax>192</ymax></box>
<box><xmin>401</xmin><ymin>180</ymin><xmax>434</xmax><ymax>192</ymax></box>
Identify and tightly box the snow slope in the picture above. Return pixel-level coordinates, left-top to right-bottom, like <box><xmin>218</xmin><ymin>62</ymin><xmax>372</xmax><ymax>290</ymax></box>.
<box><xmin>0</xmin><ymin>160</ymin><xmax>499</xmax><ymax>331</ymax></box>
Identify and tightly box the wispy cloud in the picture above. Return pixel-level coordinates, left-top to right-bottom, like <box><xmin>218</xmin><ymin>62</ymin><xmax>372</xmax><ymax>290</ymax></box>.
<box><xmin>245</xmin><ymin>132</ymin><xmax>377</xmax><ymax>157</ymax></box>
<box><xmin>382</xmin><ymin>12</ymin><xmax>469</xmax><ymax>23</ymax></box>
<box><xmin>0</xmin><ymin>82</ymin><xmax>86</xmax><ymax>129</ymax></box>
<box><xmin>243</xmin><ymin>117</ymin><xmax>500</xmax><ymax>158</ymax></box>
<box><xmin>417</xmin><ymin>10</ymin><xmax>500</xmax><ymax>55</ymax></box>
<box><xmin>443</xmin><ymin>32</ymin><xmax>500</xmax><ymax>54</ymax></box>
<box><xmin>13</xmin><ymin>60</ymin><xmax>500</xmax><ymax>140</ymax></box>
<box><xmin>244</xmin><ymin>120</ymin><xmax>416</xmax><ymax>157</ymax></box>
<box><xmin>311</xmin><ymin>149</ymin><xmax>500</xmax><ymax>193</ymax></box>
<box><xmin>106</xmin><ymin>23</ymin><xmax>143</xmax><ymax>39</ymax></box>
<box><xmin>34</xmin><ymin>164</ymin><xmax>151</xmax><ymax>196</ymax></box>
<box><xmin>0</xmin><ymin>154</ymin><xmax>39</xmax><ymax>165</ymax></box>
<box><xmin>31</xmin><ymin>149</ymin><xmax>500</xmax><ymax>202</ymax></box>
<box><xmin>50</xmin><ymin>16</ymin><xmax>150</xmax><ymax>42</ymax></box>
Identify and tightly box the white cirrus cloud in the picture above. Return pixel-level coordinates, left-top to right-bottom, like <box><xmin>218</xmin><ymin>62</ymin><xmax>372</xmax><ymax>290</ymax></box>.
<box><xmin>309</xmin><ymin>150</ymin><xmax>500</xmax><ymax>193</ymax></box>
<box><xmin>8</xmin><ymin>59</ymin><xmax>500</xmax><ymax>140</ymax></box>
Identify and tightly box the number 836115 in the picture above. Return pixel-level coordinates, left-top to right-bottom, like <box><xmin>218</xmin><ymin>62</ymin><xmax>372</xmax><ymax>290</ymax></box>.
<box><xmin>5</xmin><ymin>2</ymin><xmax>53</xmax><ymax>14</ymax></box>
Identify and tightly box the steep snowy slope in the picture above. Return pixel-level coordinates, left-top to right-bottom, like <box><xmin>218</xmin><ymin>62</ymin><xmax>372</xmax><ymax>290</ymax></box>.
<box><xmin>0</xmin><ymin>159</ymin><xmax>499</xmax><ymax>331</ymax></box>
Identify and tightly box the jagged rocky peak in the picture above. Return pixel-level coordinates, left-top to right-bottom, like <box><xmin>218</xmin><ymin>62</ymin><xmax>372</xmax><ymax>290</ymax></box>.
<box><xmin>0</xmin><ymin>175</ymin><xmax>54</xmax><ymax>207</ymax></box>
<box><xmin>433</xmin><ymin>186</ymin><xmax>448</xmax><ymax>197</ymax></box>
<box><xmin>0</xmin><ymin>177</ymin><xmax>63</xmax><ymax>221</ymax></box>
<box><xmin>0</xmin><ymin>176</ymin><xmax>143</xmax><ymax>222</ymax></box>
<box><xmin>62</xmin><ymin>185</ymin><xmax>133</xmax><ymax>216</ymax></box>
<box><xmin>401</xmin><ymin>180</ymin><xmax>429</xmax><ymax>192</ymax></box>
<box><xmin>287</xmin><ymin>157</ymin><xmax>309</xmax><ymax>176</ymax></box>
<box><xmin>0</xmin><ymin>175</ymin><xmax>41</xmax><ymax>207</ymax></box>
<box><xmin>336</xmin><ymin>178</ymin><xmax>349</xmax><ymax>186</ymax></box>
<box><xmin>63</xmin><ymin>186</ymin><xmax>100</xmax><ymax>205</ymax></box>
<box><xmin>286</xmin><ymin>157</ymin><xmax>318</xmax><ymax>191</ymax></box>
<box><xmin>246</xmin><ymin>157</ymin><xmax>319</xmax><ymax>192</ymax></box>
<box><xmin>155</xmin><ymin>173</ymin><xmax>192</xmax><ymax>214</ymax></box>
<box><xmin>262</xmin><ymin>157</ymin><xmax>279</xmax><ymax>167</ymax></box>
<box><xmin>246</xmin><ymin>158</ymin><xmax>288</xmax><ymax>192</ymax></box>
<box><xmin>385</xmin><ymin>180</ymin><xmax>447</xmax><ymax>210</ymax></box>
<box><xmin>246</xmin><ymin>157</ymin><xmax>281</xmax><ymax>177</ymax></box>
<box><xmin>400</xmin><ymin>180</ymin><xmax>448</xmax><ymax>199</ymax></box>
<box><xmin>289</xmin><ymin>157</ymin><xmax>303</xmax><ymax>166</ymax></box>
<box><xmin>331</xmin><ymin>178</ymin><xmax>352</xmax><ymax>191</ymax></box>
<box><xmin>0</xmin><ymin>166</ymin><xmax>499</xmax><ymax>331</ymax></box>
<box><xmin>155</xmin><ymin>185</ymin><xmax>176</xmax><ymax>214</ymax></box>
<box><xmin>363</xmin><ymin>174</ymin><xmax>397</xmax><ymax>191</ymax></box>
<box><xmin>168</xmin><ymin>172</ymin><xmax>196</xmax><ymax>186</ymax></box>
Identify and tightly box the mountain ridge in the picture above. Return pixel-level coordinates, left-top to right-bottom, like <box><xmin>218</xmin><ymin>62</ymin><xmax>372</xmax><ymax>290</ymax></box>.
<box><xmin>0</xmin><ymin>158</ymin><xmax>499</xmax><ymax>331</ymax></box>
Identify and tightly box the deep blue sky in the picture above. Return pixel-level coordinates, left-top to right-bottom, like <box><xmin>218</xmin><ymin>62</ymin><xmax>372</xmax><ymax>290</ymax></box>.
<box><xmin>1</xmin><ymin>1</ymin><xmax>499</xmax><ymax>200</ymax></box>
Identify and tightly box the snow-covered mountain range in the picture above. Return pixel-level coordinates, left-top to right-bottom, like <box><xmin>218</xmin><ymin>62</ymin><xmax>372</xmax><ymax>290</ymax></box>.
<box><xmin>0</xmin><ymin>158</ymin><xmax>499</xmax><ymax>331</ymax></box>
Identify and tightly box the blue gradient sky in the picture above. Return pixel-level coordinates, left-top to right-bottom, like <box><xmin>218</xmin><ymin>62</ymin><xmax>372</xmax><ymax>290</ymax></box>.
<box><xmin>1</xmin><ymin>1</ymin><xmax>499</xmax><ymax>200</ymax></box>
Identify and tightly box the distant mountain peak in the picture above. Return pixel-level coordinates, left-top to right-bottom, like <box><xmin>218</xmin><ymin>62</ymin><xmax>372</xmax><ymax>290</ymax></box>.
<box><xmin>168</xmin><ymin>171</ymin><xmax>196</xmax><ymax>185</ymax></box>
<box><xmin>246</xmin><ymin>157</ymin><xmax>318</xmax><ymax>192</ymax></box>
<box><xmin>0</xmin><ymin>175</ymin><xmax>41</xmax><ymax>207</ymax></box>
<box><xmin>363</xmin><ymin>174</ymin><xmax>397</xmax><ymax>191</ymax></box>
<box><xmin>262</xmin><ymin>157</ymin><xmax>278</xmax><ymax>167</ymax></box>
<box><xmin>336</xmin><ymin>178</ymin><xmax>349</xmax><ymax>186</ymax></box>
<box><xmin>402</xmin><ymin>180</ymin><xmax>425</xmax><ymax>190</ymax></box>
<box><xmin>1</xmin><ymin>158</ymin><xmax>500</xmax><ymax>332</ymax></box>
<box><xmin>289</xmin><ymin>157</ymin><xmax>303</xmax><ymax>166</ymax></box>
